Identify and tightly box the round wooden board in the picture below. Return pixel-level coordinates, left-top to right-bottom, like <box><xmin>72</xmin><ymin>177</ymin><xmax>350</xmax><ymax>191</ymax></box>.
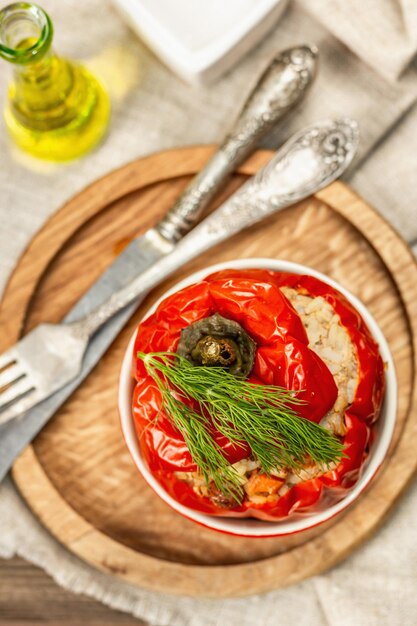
<box><xmin>2</xmin><ymin>146</ymin><xmax>417</xmax><ymax>598</ymax></box>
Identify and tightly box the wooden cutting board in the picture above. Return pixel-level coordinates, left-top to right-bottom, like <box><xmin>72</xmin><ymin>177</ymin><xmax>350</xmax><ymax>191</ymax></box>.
<box><xmin>1</xmin><ymin>146</ymin><xmax>417</xmax><ymax>598</ymax></box>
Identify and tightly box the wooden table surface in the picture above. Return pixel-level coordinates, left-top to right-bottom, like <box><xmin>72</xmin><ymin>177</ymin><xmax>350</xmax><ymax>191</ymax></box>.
<box><xmin>0</xmin><ymin>558</ymin><xmax>146</xmax><ymax>625</ymax></box>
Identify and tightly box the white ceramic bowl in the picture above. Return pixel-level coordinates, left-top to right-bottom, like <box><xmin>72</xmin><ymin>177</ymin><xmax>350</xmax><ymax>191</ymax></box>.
<box><xmin>119</xmin><ymin>259</ymin><xmax>397</xmax><ymax>537</ymax></box>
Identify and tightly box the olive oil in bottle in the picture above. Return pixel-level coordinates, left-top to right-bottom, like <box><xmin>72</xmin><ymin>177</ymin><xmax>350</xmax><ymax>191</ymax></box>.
<box><xmin>0</xmin><ymin>2</ymin><xmax>110</xmax><ymax>160</ymax></box>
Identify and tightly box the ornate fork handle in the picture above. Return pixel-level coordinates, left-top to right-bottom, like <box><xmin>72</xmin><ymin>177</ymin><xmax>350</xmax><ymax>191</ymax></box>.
<box><xmin>155</xmin><ymin>46</ymin><xmax>318</xmax><ymax>244</ymax></box>
<box><xmin>73</xmin><ymin>119</ymin><xmax>358</xmax><ymax>339</ymax></box>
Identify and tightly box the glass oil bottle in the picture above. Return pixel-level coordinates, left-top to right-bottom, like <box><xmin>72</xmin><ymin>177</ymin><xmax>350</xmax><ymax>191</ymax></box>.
<box><xmin>0</xmin><ymin>2</ymin><xmax>110</xmax><ymax>160</ymax></box>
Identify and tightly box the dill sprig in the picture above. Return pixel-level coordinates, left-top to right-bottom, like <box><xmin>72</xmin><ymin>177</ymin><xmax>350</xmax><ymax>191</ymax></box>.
<box><xmin>138</xmin><ymin>351</ymin><xmax>344</xmax><ymax>502</ymax></box>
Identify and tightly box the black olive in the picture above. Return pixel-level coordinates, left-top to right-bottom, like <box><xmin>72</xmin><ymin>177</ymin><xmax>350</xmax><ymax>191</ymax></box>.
<box><xmin>177</xmin><ymin>313</ymin><xmax>256</xmax><ymax>378</ymax></box>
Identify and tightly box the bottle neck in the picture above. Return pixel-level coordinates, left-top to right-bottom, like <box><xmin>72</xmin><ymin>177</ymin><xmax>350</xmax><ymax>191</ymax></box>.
<box><xmin>0</xmin><ymin>3</ymin><xmax>53</xmax><ymax>65</ymax></box>
<box><xmin>0</xmin><ymin>4</ymin><xmax>77</xmax><ymax>129</ymax></box>
<box><xmin>13</xmin><ymin>43</ymin><xmax>54</xmax><ymax>81</ymax></box>
<box><xmin>10</xmin><ymin>47</ymin><xmax>76</xmax><ymax>125</ymax></box>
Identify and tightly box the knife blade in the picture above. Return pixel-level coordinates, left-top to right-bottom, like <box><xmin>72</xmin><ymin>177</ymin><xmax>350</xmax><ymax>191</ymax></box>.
<box><xmin>0</xmin><ymin>234</ymin><xmax>167</xmax><ymax>481</ymax></box>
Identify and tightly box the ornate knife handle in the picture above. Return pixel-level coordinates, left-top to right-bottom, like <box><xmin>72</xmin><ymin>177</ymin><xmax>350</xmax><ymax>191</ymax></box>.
<box><xmin>154</xmin><ymin>45</ymin><xmax>318</xmax><ymax>244</ymax></box>
<box><xmin>77</xmin><ymin>119</ymin><xmax>358</xmax><ymax>338</ymax></box>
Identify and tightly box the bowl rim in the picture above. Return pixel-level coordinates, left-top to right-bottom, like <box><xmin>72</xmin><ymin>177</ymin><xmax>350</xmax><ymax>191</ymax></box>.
<box><xmin>118</xmin><ymin>258</ymin><xmax>397</xmax><ymax>538</ymax></box>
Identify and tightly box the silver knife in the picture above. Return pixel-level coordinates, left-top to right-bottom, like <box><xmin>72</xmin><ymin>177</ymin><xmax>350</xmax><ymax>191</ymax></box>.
<box><xmin>0</xmin><ymin>45</ymin><xmax>317</xmax><ymax>480</ymax></box>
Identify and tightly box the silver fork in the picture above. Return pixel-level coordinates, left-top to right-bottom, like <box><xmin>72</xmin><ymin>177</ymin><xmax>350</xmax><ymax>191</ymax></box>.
<box><xmin>0</xmin><ymin>118</ymin><xmax>358</xmax><ymax>425</ymax></box>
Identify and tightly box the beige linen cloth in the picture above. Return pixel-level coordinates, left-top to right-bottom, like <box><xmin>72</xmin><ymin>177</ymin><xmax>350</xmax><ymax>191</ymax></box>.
<box><xmin>1</xmin><ymin>1</ymin><xmax>417</xmax><ymax>624</ymax></box>
<box><xmin>300</xmin><ymin>0</ymin><xmax>417</xmax><ymax>80</ymax></box>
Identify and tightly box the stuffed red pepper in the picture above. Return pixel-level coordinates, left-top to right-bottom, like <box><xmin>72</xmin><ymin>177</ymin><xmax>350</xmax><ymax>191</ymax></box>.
<box><xmin>132</xmin><ymin>269</ymin><xmax>385</xmax><ymax>521</ymax></box>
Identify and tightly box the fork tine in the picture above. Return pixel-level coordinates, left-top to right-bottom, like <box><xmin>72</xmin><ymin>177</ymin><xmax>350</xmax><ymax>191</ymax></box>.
<box><xmin>0</xmin><ymin>347</ymin><xmax>18</xmax><ymax>370</ymax></box>
<box><xmin>0</xmin><ymin>362</ymin><xmax>25</xmax><ymax>389</ymax></box>
<box><xmin>0</xmin><ymin>388</ymin><xmax>43</xmax><ymax>425</ymax></box>
<box><xmin>0</xmin><ymin>377</ymin><xmax>35</xmax><ymax>411</ymax></box>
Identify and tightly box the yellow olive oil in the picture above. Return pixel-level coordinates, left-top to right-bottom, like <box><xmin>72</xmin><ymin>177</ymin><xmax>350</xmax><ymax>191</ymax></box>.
<box><xmin>0</xmin><ymin>4</ymin><xmax>110</xmax><ymax>161</ymax></box>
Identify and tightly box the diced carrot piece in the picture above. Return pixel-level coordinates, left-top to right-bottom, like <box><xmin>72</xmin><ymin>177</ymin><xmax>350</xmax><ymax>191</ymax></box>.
<box><xmin>244</xmin><ymin>472</ymin><xmax>284</xmax><ymax>497</ymax></box>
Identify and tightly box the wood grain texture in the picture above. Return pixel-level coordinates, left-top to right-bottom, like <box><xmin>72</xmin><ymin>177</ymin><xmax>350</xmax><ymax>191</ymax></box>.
<box><xmin>0</xmin><ymin>557</ymin><xmax>145</xmax><ymax>625</ymax></box>
<box><xmin>0</xmin><ymin>146</ymin><xmax>416</xmax><ymax>598</ymax></box>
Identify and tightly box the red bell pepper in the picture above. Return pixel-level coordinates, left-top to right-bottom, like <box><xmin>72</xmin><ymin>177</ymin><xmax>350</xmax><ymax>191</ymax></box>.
<box><xmin>132</xmin><ymin>269</ymin><xmax>385</xmax><ymax>520</ymax></box>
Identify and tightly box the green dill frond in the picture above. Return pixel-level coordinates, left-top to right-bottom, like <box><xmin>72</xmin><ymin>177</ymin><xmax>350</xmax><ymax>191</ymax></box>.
<box><xmin>138</xmin><ymin>351</ymin><xmax>344</xmax><ymax>502</ymax></box>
